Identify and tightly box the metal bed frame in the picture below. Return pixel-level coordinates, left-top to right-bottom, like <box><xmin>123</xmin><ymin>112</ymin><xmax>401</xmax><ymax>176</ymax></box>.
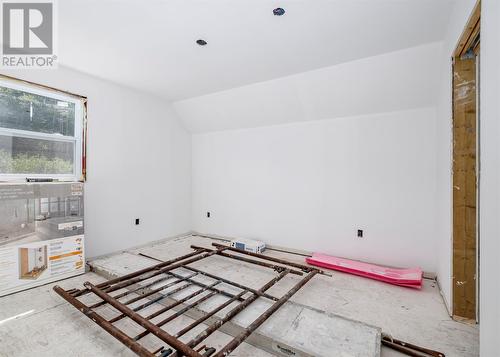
<box><xmin>54</xmin><ymin>243</ymin><xmax>324</xmax><ymax>357</ymax></box>
<box><xmin>54</xmin><ymin>242</ymin><xmax>445</xmax><ymax>357</ymax></box>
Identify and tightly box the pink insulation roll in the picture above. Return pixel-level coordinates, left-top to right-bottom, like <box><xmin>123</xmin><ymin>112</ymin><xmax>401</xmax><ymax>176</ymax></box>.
<box><xmin>306</xmin><ymin>253</ymin><xmax>423</xmax><ymax>289</ymax></box>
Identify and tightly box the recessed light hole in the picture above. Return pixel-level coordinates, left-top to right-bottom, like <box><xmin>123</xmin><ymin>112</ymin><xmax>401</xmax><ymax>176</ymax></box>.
<box><xmin>273</xmin><ymin>7</ymin><xmax>285</xmax><ymax>16</ymax></box>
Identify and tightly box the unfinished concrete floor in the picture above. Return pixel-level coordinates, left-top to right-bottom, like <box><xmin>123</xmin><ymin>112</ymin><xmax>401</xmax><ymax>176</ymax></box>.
<box><xmin>0</xmin><ymin>234</ymin><xmax>478</xmax><ymax>357</ymax></box>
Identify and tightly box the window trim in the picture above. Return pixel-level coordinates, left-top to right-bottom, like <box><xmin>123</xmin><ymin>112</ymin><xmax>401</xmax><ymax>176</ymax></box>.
<box><xmin>0</xmin><ymin>77</ymin><xmax>85</xmax><ymax>182</ymax></box>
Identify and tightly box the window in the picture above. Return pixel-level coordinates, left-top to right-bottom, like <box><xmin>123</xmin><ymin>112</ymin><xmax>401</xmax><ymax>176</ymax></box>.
<box><xmin>0</xmin><ymin>77</ymin><xmax>86</xmax><ymax>181</ymax></box>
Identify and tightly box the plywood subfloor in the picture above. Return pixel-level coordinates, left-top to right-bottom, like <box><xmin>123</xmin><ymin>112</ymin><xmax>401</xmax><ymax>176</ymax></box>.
<box><xmin>0</xmin><ymin>272</ymin><xmax>274</xmax><ymax>357</ymax></box>
<box><xmin>0</xmin><ymin>234</ymin><xmax>478</xmax><ymax>357</ymax></box>
<box><xmin>89</xmin><ymin>249</ymin><xmax>381</xmax><ymax>357</ymax></box>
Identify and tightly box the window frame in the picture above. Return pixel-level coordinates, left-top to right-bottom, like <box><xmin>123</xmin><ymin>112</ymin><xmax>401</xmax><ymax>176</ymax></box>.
<box><xmin>0</xmin><ymin>77</ymin><xmax>85</xmax><ymax>182</ymax></box>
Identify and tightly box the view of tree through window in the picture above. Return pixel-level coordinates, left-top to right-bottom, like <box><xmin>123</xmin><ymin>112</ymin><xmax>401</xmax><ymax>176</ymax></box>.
<box><xmin>0</xmin><ymin>136</ymin><xmax>74</xmax><ymax>174</ymax></box>
<box><xmin>0</xmin><ymin>87</ymin><xmax>75</xmax><ymax>136</ymax></box>
<box><xmin>0</xmin><ymin>83</ymin><xmax>81</xmax><ymax>177</ymax></box>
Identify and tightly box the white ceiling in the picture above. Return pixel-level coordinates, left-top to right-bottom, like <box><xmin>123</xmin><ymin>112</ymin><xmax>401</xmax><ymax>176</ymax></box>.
<box><xmin>59</xmin><ymin>0</ymin><xmax>452</xmax><ymax>101</ymax></box>
<box><xmin>174</xmin><ymin>42</ymin><xmax>442</xmax><ymax>133</ymax></box>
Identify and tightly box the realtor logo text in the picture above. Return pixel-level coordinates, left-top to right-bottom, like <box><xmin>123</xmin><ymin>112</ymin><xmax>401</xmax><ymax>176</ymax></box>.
<box><xmin>1</xmin><ymin>1</ymin><xmax>57</xmax><ymax>68</ymax></box>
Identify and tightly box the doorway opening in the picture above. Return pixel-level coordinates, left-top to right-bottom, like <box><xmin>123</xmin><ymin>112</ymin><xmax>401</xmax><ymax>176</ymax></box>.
<box><xmin>452</xmin><ymin>0</ymin><xmax>480</xmax><ymax>322</ymax></box>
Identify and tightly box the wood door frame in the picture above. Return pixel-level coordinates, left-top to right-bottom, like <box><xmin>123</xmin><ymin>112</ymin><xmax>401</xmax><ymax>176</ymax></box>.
<box><xmin>451</xmin><ymin>0</ymin><xmax>480</xmax><ymax>322</ymax></box>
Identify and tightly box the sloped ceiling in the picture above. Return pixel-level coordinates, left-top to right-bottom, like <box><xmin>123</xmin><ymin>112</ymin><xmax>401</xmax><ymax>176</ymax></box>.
<box><xmin>58</xmin><ymin>0</ymin><xmax>451</xmax><ymax>101</ymax></box>
<box><xmin>174</xmin><ymin>43</ymin><xmax>443</xmax><ymax>132</ymax></box>
<box><xmin>55</xmin><ymin>1</ymin><xmax>452</xmax><ymax>132</ymax></box>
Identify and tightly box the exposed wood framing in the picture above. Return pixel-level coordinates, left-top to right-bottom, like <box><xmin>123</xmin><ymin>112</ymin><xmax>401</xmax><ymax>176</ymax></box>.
<box><xmin>453</xmin><ymin>1</ymin><xmax>481</xmax><ymax>58</ymax></box>
<box><xmin>452</xmin><ymin>0</ymin><xmax>480</xmax><ymax>321</ymax></box>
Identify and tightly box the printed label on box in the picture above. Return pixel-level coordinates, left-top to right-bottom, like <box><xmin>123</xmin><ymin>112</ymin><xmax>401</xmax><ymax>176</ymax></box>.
<box><xmin>0</xmin><ymin>182</ymin><xmax>85</xmax><ymax>296</ymax></box>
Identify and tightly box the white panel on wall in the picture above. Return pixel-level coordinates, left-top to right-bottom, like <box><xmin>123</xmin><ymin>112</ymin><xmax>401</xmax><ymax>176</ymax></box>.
<box><xmin>192</xmin><ymin>108</ymin><xmax>437</xmax><ymax>272</ymax></box>
<box><xmin>0</xmin><ymin>66</ymin><xmax>192</xmax><ymax>258</ymax></box>
<box><xmin>174</xmin><ymin>43</ymin><xmax>442</xmax><ymax>133</ymax></box>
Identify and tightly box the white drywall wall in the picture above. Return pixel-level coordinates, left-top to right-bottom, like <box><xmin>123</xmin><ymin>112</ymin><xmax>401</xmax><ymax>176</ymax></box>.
<box><xmin>435</xmin><ymin>0</ymin><xmax>477</xmax><ymax>312</ymax></box>
<box><xmin>435</xmin><ymin>2</ymin><xmax>500</xmax><ymax>353</ymax></box>
<box><xmin>479</xmin><ymin>1</ymin><xmax>500</xmax><ymax>355</ymax></box>
<box><xmin>174</xmin><ymin>43</ymin><xmax>441</xmax><ymax>133</ymax></box>
<box><xmin>0</xmin><ymin>66</ymin><xmax>192</xmax><ymax>258</ymax></box>
<box><xmin>192</xmin><ymin>108</ymin><xmax>437</xmax><ymax>272</ymax></box>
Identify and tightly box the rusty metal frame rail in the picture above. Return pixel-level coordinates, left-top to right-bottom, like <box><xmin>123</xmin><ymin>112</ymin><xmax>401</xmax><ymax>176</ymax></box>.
<box><xmin>54</xmin><ymin>244</ymin><xmax>323</xmax><ymax>356</ymax></box>
<box><xmin>54</xmin><ymin>243</ymin><xmax>443</xmax><ymax>357</ymax></box>
<box><xmin>381</xmin><ymin>335</ymin><xmax>445</xmax><ymax>357</ymax></box>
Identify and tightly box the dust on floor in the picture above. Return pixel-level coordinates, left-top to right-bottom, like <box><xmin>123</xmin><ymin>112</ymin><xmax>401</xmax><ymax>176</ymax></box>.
<box><xmin>0</xmin><ymin>234</ymin><xmax>478</xmax><ymax>357</ymax></box>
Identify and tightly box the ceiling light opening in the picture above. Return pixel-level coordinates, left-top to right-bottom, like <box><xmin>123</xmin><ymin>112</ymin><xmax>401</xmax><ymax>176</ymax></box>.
<box><xmin>273</xmin><ymin>7</ymin><xmax>285</xmax><ymax>16</ymax></box>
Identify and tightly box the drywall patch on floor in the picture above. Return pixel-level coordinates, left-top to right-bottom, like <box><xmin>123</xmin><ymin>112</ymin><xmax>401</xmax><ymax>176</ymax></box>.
<box><xmin>0</xmin><ymin>272</ymin><xmax>106</xmax><ymax>323</ymax></box>
<box><xmin>124</xmin><ymin>234</ymin><xmax>479</xmax><ymax>357</ymax></box>
<box><xmin>88</xmin><ymin>251</ymin><xmax>155</xmax><ymax>278</ymax></box>
<box><xmin>0</xmin><ymin>272</ymin><xmax>273</xmax><ymax>357</ymax></box>
<box><xmin>88</xmin><ymin>247</ymin><xmax>382</xmax><ymax>357</ymax></box>
<box><xmin>0</xmin><ymin>234</ymin><xmax>477</xmax><ymax>357</ymax></box>
<box><xmin>0</xmin><ymin>273</ymin><xmax>134</xmax><ymax>357</ymax></box>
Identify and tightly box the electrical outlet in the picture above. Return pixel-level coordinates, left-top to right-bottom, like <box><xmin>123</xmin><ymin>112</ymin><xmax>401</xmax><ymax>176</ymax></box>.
<box><xmin>207</xmin><ymin>211</ymin><xmax>211</xmax><ymax>218</ymax></box>
<box><xmin>357</xmin><ymin>229</ymin><xmax>363</xmax><ymax>238</ymax></box>
<box><xmin>135</xmin><ymin>218</ymin><xmax>140</xmax><ymax>225</ymax></box>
